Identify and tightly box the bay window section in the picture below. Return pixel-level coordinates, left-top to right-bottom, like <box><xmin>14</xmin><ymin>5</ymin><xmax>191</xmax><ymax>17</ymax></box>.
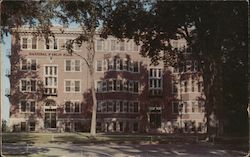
<box><xmin>149</xmin><ymin>68</ymin><xmax>163</xmax><ymax>96</ymax></box>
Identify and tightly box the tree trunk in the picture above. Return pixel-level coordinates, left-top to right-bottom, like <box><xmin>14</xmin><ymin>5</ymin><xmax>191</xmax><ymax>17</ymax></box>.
<box><xmin>90</xmin><ymin>68</ymin><xmax>97</xmax><ymax>136</ymax></box>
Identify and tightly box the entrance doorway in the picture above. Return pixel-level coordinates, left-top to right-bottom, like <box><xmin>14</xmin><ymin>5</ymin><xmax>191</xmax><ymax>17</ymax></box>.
<box><xmin>44</xmin><ymin>100</ymin><xmax>57</xmax><ymax>128</ymax></box>
<box><xmin>149</xmin><ymin>107</ymin><xmax>162</xmax><ymax>129</ymax></box>
<box><xmin>44</xmin><ymin>109</ymin><xmax>56</xmax><ymax>128</ymax></box>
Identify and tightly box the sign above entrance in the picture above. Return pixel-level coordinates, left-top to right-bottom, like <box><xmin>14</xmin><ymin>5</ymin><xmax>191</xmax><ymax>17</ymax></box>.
<box><xmin>149</xmin><ymin>107</ymin><xmax>162</xmax><ymax>111</ymax></box>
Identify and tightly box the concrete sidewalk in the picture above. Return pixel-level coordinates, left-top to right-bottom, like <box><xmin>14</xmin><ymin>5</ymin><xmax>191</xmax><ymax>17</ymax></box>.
<box><xmin>2</xmin><ymin>142</ymin><xmax>248</xmax><ymax>157</ymax></box>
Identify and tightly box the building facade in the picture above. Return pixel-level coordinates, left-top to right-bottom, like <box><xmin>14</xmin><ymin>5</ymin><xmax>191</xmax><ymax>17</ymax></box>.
<box><xmin>7</xmin><ymin>27</ymin><xmax>206</xmax><ymax>133</ymax></box>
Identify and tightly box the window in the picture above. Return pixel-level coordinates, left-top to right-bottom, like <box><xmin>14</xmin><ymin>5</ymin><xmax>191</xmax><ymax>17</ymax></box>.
<box><xmin>198</xmin><ymin>81</ymin><xmax>203</xmax><ymax>92</ymax></box>
<box><xmin>97</xmin><ymin>100</ymin><xmax>139</xmax><ymax>113</ymax></box>
<box><xmin>149</xmin><ymin>68</ymin><xmax>163</xmax><ymax>96</ymax></box>
<box><xmin>102</xmin><ymin>81</ymin><xmax>107</xmax><ymax>92</ymax></box>
<box><xmin>65</xmin><ymin>60</ymin><xmax>81</xmax><ymax>72</ymax></box>
<box><xmin>32</xmin><ymin>37</ymin><xmax>37</xmax><ymax>49</ymax></box>
<box><xmin>30</xmin><ymin>80</ymin><xmax>36</xmax><ymax>92</ymax></box>
<box><xmin>20</xmin><ymin>100</ymin><xmax>35</xmax><ymax>113</ymax></box>
<box><xmin>21</xmin><ymin>59</ymin><xmax>37</xmax><ymax>71</ymax></box>
<box><xmin>184</xmin><ymin>81</ymin><xmax>188</xmax><ymax>92</ymax></box>
<box><xmin>119</xmin><ymin>101</ymin><xmax>123</xmax><ymax>112</ymax></box>
<box><xmin>172</xmin><ymin>81</ymin><xmax>178</xmax><ymax>94</ymax></box>
<box><xmin>123</xmin><ymin>58</ymin><xmax>128</xmax><ymax>71</ymax></box>
<box><xmin>97</xmin><ymin>101</ymin><xmax>102</xmax><ymax>112</ymax></box>
<box><xmin>21</xmin><ymin>59</ymin><xmax>27</xmax><ymax>70</ymax></box>
<box><xmin>64</xmin><ymin>101</ymin><xmax>81</xmax><ymax>113</ymax></box>
<box><xmin>172</xmin><ymin>101</ymin><xmax>179</xmax><ymax>114</ymax></box>
<box><xmin>20</xmin><ymin>80</ymin><xmax>36</xmax><ymax>92</ymax></box>
<box><xmin>96</xmin><ymin>39</ymin><xmax>104</xmax><ymax>51</ymax></box>
<box><xmin>124</xmin><ymin>101</ymin><xmax>129</xmax><ymax>112</ymax></box>
<box><xmin>22</xmin><ymin>38</ymin><xmax>28</xmax><ymax>49</ymax></box>
<box><xmin>66</xmin><ymin>60</ymin><xmax>71</xmax><ymax>71</ymax></box>
<box><xmin>75</xmin><ymin>60</ymin><xmax>80</xmax><ymax>71</ymax></box>
<box><xmin>30</xmin><ymin>101</ymin><xmax>36</xmax><ymax>112</ymax></box>
<box><xmin>65</xmin><ymin>101</ymin><xmax>71</xmax><ymax>113</ymax></box>
<box><xmin>45</xmin><ymin>38</ymin><xmax>58</xmax><ymax>50</ymax></box>
<box><xmin>107</xmin><ymin>101</ymin><xmax>113</xmax><ymax>112</ymax></box>
<box><xmin>31</xmin><ymin>59</ymin><xmax>37</xmax><ymax>70</ymax></box>
<box><xmin>44</xmin><ymin>66</ymin><xmax>57</xmax><ymax>95</ymax></box>
<box><xmin>64</xmin><ymin>80</ymin><xmax>81</xmax><ymax>93</ymax></box>
<box><xmin>120</xmin><ymin>41</ymin><xmax>125</xmax><ymax>51</ymax></box>
<box><xmin>134</xmin><ymin>102</ymin><xmax>139</xmax><ymax>112</ymax></box>
<box><xmin>133</xmin><ymin>61</ymin><xmax>139</xmax><ymax>72</ymax></box>
<box><xmin>96</xmin><ymin>60</ymin><xmax>103</xmax><ymax>71</ymax></box>
<box><xmin>191</xmin><ymin>80</ymin><xmax>195</xmax><ymax>92</ymax></box>
<box><xmin>134</xmin><ymin>81</ymin><xmax>139</xmax><ymax>93</ymax></box>
<box><xmin>54</xmin><ymin>39</ymin><xmax>58</xmax><ymax>49</ymax></box>
<box><xmin>96</xmin><ymin>81</ymin><xmax>102</xmax><ymax>92</ymax></box>
<box><xmin>111</xmin><ymin>40</ymin><xmax>116</xmax><ymax>51</ymax></box>
<box><xmin>75</xmin><ymin>81</ymin><xmax>80</xmax><ymax>92</ymax></box>
<box><xmin>29</xmin><ymin>122</ymin><xmax>35</xmax><ymax>131</ymax></box>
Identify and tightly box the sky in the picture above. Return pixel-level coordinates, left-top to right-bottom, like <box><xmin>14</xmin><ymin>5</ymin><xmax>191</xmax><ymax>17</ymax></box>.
<box><xmin>1</xmin><ymin>34</ymin><xmax>10</xmax><ymax>121</ymax></box>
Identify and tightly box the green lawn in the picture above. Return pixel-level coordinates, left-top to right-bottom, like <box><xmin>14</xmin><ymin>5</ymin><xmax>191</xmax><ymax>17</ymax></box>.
<box><xmin>2</xmin><ymin>132</ymin><xmax>247</xmax><ymax>145</ymax></box>
<box><xmin>2</xmin><ymin>132</ymin><xmax>207</xmax><ymax>144</ymax></box>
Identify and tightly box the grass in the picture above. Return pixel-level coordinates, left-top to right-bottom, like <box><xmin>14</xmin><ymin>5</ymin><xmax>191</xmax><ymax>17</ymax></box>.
<box><xmin>2</xmin><ymin>132</ymin><xmax>208</xmax><ymax>144</ymax></box>
<box><xmin>2</xmin><ymin>132</ymin><xmax>247</xmax><ymax>145</ymax></box>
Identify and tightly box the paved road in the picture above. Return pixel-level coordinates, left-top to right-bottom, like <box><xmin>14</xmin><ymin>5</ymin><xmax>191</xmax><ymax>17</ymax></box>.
<box><xmin>2</xmin><ymin>142</ymin><xmax>248</xmax><ymax>157</ymax></box>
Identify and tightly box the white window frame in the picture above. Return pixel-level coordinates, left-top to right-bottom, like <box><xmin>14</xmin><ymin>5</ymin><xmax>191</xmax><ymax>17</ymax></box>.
<box><xmin>44</xmin><ymin>38</ymin><xmax>58</xmax><ymax>50</ymax></box>
<box><xmin>64</xmin><ymin>100</ymin><xmax>81</xmax><ymax>113</ymax></box>
<box><xmin>44</xmin><ymin>65</ymin><xmax>58</xmax><ymax>95</ymax></box>
<box><xmin>20</xmin><ymin>58</ymin><xmax>38</xmax><ymax>71</ymax></box>
<box><xmin>31</xmin><ymin>37</ymin><xmax>38</xmax><ymax>49</ymax></box>
<box><xmin>64</xmin><ymin>79</ymin><xmax>81</xmax><ymax>93</ymax></box>
<box><xmin>20</xmin><ymin>79</ymin><xmax>37</xmax><ymax>92</ymax></box>
<box><xmin>21</xmin><ymin>37</ymin><xmax>28</xmax><ymax>50</ymax></box>
<box><xmin>64</xmin><ymin>59</ymin><xmax>81</xmax><ymax>72</ymax></box>
<box><xmin>149</xmin><ymin>68</ymin><xmax>163</xmax><ymax>96</ymax></box>
<box><xmin>96</xmin><ymin>60</ymin><xmax>103</xmax><ymax>72</ymax></box>
<box><xmin>19</xmin><ymin>99</ymin><xmax>36</xmax><ymax>113</ymax></box>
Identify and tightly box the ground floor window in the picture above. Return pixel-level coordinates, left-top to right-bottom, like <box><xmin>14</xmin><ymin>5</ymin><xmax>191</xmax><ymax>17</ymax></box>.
<box><xmin>29</xmin><ymin>122</ymin><xmax>36</xmax><ymax>131</ymax></box>
<box><xmin>99</xmin><ymin>120</ymin><xmax>139</xmax><ymax>133</ymax></box>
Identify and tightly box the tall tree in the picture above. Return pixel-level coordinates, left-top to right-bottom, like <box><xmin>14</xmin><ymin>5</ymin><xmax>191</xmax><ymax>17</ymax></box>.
<box><xmin>102</xmin><ymin>1</ymin><xmax>248</xmax><ymax>137</ymax></box>
<box><xmin>56</xmin><ymin>0</ymin><xmax>112</xmax><ymax>136</ymax></box>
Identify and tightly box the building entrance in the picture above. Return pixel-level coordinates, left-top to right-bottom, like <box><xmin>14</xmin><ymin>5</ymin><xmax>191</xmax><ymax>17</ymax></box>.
<box><xmin>44</xmin><ymin>100</ymin><xmax>57</xmax><ymax>128</ymax></box>
<box><xmin>149</xmin><ymin>107</ymin><xmax>162</xmax><ymax>129</ymax></box>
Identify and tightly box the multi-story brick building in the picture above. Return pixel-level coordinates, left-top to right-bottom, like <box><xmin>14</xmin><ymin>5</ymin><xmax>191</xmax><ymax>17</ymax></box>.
<box><xmin>7</xmin><ymin>26</ymin><xmax>206</xmax><ymax>133</ymax></box>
